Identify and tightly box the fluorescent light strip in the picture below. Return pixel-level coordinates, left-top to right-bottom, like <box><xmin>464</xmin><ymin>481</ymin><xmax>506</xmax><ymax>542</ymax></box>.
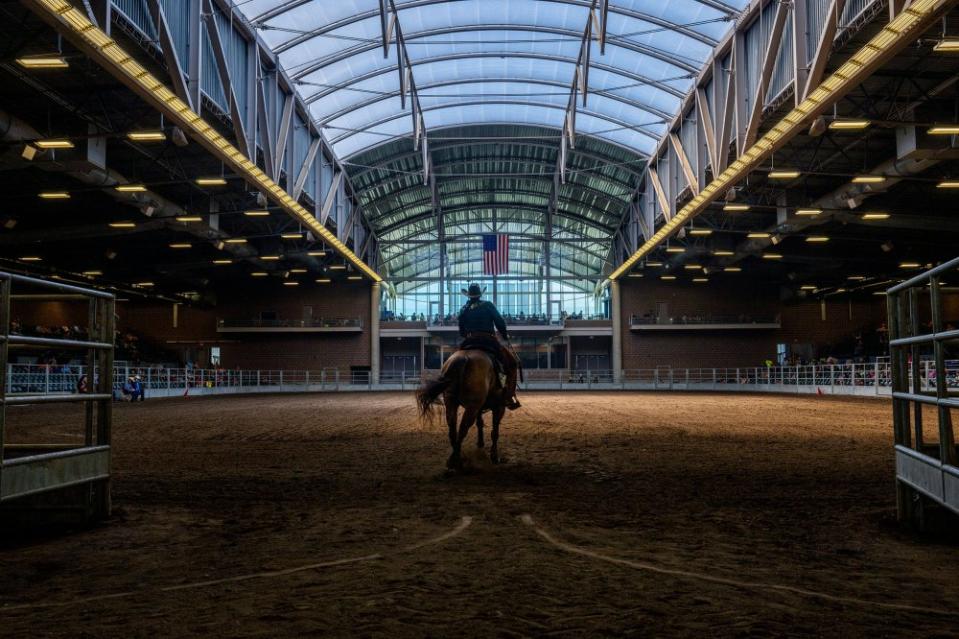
<box><xmin>723</xmin><ymin>203</ymin><xmax>750</xmax><ymax>211</ymax></box>
<box><xmin>795</xmin><ymin>208</ymin><xmax>822</xmax><ymax>216</ymax></box>
<box><xmin>244</xmin><ymin>210</ymin><xmax>270</xmax><ymax>217</ymax></box>
<box><xmin>35</xmin><ymin>139</ymin><xmax>73</xmax><ymax>149</ymax></box>
<box><xmin>607</xmin><ymin>0</ymin><xmax>947</xmax><ymax>281</ymax></box>
<box><xmin>31</xmin><ymin>0</ymin><xmax>380</xmax><ymax>282</ymax></box>
<box><xmin>928</xmin><ymin>125</ymin><xmax>959</xmax><ymax>135</ymax></box>
<box><xmin>936</xmin><ymin>180</ymin><xmax>959</xmax><ymax>188</ymax></box>
<box><xmin>20</xmin><ymin>256</ymin><xmax>42</xmax><ymax>262</ymax></box>
<box><xmin>852</xmin><ymin>175</ymin><xmax>885</xmax><ymax>184</ymax></box>
<box><xmin>108</xmin><ymin>222</ymin><xmax>136</xmax><ymax>228</ymax></box>
<box><xmin>115</xmin><ymin>184</ymin><xmax>146</xmax><ymax>192</ymax></box>
<box><xmin>828</xmin><ymin>119</ymin><xmax>871</xmax><ymax>130</ymax></box>
<box><xmin>806</xmin><ymin>236</ymin><xmax>830</xmax><ymax>243</ymax></box>
<box><xmin>196</xmin><ymin>177</ymin><xmax>227</xmax><ymax>186</ymax></box>
<box><xmin>175</xmin><ymin>216</ymin><xmax>202</xmax><ymax>222</ymax></box>
<box><xmin>16</xmin><ymin>56</ymin><xmax>69</xmax><ymax>68</ymax></box>
<box><xmin>688</xmin><ymin>229</ymin><xmax>712</xmax><ymax>236</ymax></box>
<box><xmin>767</xmin><ymin>170</ymin><xmax>801</xmax><ymax>179</ymax></box>
<box><xmin>127</xmin><ymin>131</ymin><xmax>165</xmax><ymax>141</ymax></box>
<box><xmin>861</xmin><ymin>212</ymin><xmax>890</xmax><ymax>220</ymax></box>
<box><xmin>39</xmin><ymin>191</ymin><xmax>70</xmax><ymax>199</ymax></box>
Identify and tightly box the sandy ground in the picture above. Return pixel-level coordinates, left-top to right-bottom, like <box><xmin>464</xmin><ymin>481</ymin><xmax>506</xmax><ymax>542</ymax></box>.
<box><xmin>0</xmin><ymin>392</ymin><xmax>958</xmax><ymax>638</ymax></box>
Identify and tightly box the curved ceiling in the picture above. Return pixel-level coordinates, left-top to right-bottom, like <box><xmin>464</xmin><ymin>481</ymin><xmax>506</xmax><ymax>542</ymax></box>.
<box><xmin>239</xmin><ymin>0</ymin><xmax>747</xmax><ymax>158</ymax></box>
<box><xmin>346</xmin><ymin>124</ymin><xmax>642</xmax><ymax>286</ymax></box>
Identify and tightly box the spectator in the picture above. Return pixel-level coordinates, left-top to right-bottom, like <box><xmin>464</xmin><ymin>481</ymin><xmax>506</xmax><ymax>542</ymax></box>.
<box><xmin>76</xmin><ymin>374</ymin><xmax>88</xmax><ymax>394</ymax></box>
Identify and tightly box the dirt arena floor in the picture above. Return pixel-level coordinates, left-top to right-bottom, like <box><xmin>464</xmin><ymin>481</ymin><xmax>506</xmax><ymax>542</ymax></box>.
<box><xmin>1</xmin><ymin>391</ymin><xmax>958</xmax><ymax>638</ymax></box>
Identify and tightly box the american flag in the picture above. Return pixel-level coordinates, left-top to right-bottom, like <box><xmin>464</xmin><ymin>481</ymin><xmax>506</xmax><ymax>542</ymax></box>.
<box><xmin>482</xmin><ymin>234</ymin><xmax>509</xmax><ymax>275</ymax></box>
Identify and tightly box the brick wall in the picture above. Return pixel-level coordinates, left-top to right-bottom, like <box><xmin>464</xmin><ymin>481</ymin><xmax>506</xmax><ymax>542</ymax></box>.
<box><xmin>617</xmin><ymin>278</ymin><xmax>896</xmax><ymax>368</ymax></box>
<box><xmin>618</xmin><ymin>278</ymin><xmax>780</xmax><ymax>369</ymax></box>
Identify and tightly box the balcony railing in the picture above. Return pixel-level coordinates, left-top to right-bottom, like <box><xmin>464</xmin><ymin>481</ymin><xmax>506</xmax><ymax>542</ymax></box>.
<box><xmin>217</xmin><ymin>317</ymin><xmax>363</xmax><ymax>330</ymax></box>
<box><xmin>630</xmin><ymin>314</ymin><xmax>780</xmax><ymax>327</ymax></box>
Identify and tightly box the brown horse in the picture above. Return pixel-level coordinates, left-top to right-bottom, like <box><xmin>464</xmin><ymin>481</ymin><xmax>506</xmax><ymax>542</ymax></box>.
<box><xmin>416</xmin><ymin>349</ymin><xmax>507</xmax><ymax>470</ymax></box>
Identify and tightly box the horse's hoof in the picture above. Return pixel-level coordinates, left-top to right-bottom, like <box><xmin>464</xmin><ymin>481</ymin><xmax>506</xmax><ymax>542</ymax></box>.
<box><xmin>447</xmin><ymin>455</ymin><xmax>462</xmax><ymax>471</ymax></box>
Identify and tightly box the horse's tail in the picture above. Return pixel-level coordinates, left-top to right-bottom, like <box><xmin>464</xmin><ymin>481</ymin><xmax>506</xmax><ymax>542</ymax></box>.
<box><xmin>416</xmin><ymin>355</ymin><xmax>467</xmax><ymax>422</ymax></box>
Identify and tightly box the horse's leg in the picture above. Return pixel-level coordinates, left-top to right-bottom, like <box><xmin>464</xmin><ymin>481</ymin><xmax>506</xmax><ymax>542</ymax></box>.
<box><xmin>449</xmin><ymin>405</ymin><xmax>479</xmax><ymax>470</ymax></box>
<box><xmin>446</xmin><ymin>399</ymin><xmax>460</xmax><ymax>470</ymax></box>
<box><xmin>490</xmin><ymin>404</ymin><xmax>506</xmax><ymax>464</ymax></box>
<box><xmin>476</xmin><ymin>413</ymin><xmax>485</xmax><ymax>449</ymax></box>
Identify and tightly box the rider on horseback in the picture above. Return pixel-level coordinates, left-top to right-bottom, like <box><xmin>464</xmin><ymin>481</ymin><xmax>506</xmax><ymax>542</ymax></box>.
<box><xmin>458</xmin><ymin>283</ymin><xmax>521</xmax><ymax>410</ymax></box>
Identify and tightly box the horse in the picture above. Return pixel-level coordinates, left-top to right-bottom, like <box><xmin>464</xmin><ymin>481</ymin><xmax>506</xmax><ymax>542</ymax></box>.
<box><xmin>416</xmin><ymin>348</ymin><xmax>507</xmax><ymax>470</ymax></box>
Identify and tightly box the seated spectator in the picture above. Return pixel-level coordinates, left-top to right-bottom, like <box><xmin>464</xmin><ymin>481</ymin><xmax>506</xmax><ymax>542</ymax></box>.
<box><xmin>76</xmin><ymin>374</ymin><xmax>88</xmax><ymax>394</ymax></box>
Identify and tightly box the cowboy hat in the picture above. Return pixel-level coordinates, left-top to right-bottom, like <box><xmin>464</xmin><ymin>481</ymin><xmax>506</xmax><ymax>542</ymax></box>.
<box><xmin>461</xmin><ymin>283</ymin><xmax>485</xmax><ymax>298</ymax></box>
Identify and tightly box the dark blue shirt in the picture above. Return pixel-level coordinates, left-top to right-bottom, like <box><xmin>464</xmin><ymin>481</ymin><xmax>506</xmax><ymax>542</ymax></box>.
<box><xmin>458</xmin><ymin>300</ymin><xmax>508</xmax><ymax>339</ymax></box>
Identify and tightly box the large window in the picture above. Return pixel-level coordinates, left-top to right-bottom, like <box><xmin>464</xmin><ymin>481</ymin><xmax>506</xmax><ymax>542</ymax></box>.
<box><xmin>382</xmin><ymin>278</ymin><xmax>608</xmax><ymax>321</ymax></box>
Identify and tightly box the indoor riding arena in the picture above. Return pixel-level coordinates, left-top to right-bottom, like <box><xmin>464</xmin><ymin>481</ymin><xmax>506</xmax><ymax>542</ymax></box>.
<box><xmin>2</xmin><ymin>1</ymin><xmax>959</xmax><ymax>637</ymax></box>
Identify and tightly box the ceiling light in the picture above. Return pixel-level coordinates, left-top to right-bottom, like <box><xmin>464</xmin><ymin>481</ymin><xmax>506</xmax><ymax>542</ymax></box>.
<box><xmin>768</xmin><ymin>170</ymin><xmax>801</xmax><ymax>179</ymax></box>
<box><xmin>936</xmin><ymin>180</ymin><xmax>959</xmax><ymax>188</ymax></box>
<box><xmin>108</xmin><ymin>222</ymin><xmax>136</xmax><ymax>228</ymax></box>
<box><xmin>660</xmin><ymin>275</ymin><xmax>676</xmax><ymax>281</ymax></box>
<box><xmin>835</xmin><ymin>288</ymin><xmax>847</xmax><ymax>293</ymax></box>
<box><xmin>806</xmin><ymin>236</ymin><xmax>830</xmax><ymax>243</ymax></box>
<box><xmin>692</xmin><ymin>278</ymin><xmax>708</xmax><ymax>283</ymax></box>
<box><xmin>899</xmin><ymin>262</ymin><xmax>921</xmax><ymax>268</ymax></box>
<box><xmin>747</xmin><ymin>232</ymin><xmax>770</xmax><ymax>239</ymax></box>
<box><xmin>795</xmin><ymin>208</ymin><xmax>822</xmax><ymax>216</ymax></box>
<box><xmin>928</xmin><ymin>125</ymin><xmax>959</xmax><ymax>135</ymax></box>
<box><xmin>134</xmin><ymin>281</ymin><xmax>154</xmax><ymax>287</ymax></box>
<box><xmin>261</xmin><ymin>255</ymin><xmax>281</xmax><ymax>261</ymax></box>
<box><xmin>665</xmin><ymin>246</ymin><xmax>685</xmax><ymax>253</ymax></box>
<box><xmin>244</xmin><ymin>210</ymin><xmax>270</xmax><ymax>217</ymax></box>
<box><xmin>829</xmin><ymin>119</ymin><xmax>871</xmax><ymax>130</ymax></box>
<box><xmin>763</xmin><ymin>253</ymin><xmax>783</xmax><ymax>260</ymax></box>
<box><xmin>224</xmin><ymin>238</ymin><xmax>247</xmax><ymax>244</ymax></box>
<box><xmin>723</xmin><ymin>266</ymin><xmax>742</xmax><ymax>272</ymax></box>
<box><xmin>688</xmin><ymin>228</ymin><xmax>712</xmax><ymax>236</ymax></box>
<box><xmin>35</xmin><ymin>139</ymin><xmax>74</xmax><ymax>149</ymax></box>
<box><xmin>800</xmin><ymin>285</ymin><xmax>817</xmax><ymax>291</ymax></box>
<box><xmin>712</xmin><ymin>250</ymin><xmax>734</xmax><ymax>257</ymax></box>
<box><xmin>723</xmin><ymin>203</ymin><xmax>750</xmax><ymax>211</ymax></box>
<box><xmin>315</xmin><ymin>278</ymin><xmax>331</xmax><ymax>283</ymax></box>
<box><xmin>196</xmin><ymin>177</ymin><xmax>227</xmax><ymax>186</ymax></box>
<box><xmin>933</xmin><ymin>38</ymin><xmax>959</xmax><ymax>52</ymax></box>
<box><xmin>251</xmin><ymin>272</ymin><xmax>268</xmax><ymax>277</ymax></box>
<box><xmin>175</xmin><ymin>216</ymin><xmax>202</xmax><ymax>222</ymax></box>
<box><xmin>852</xmin><ymin>175</ymin><xmax>885</xmax><ymax>184</ymax></box>
<box><xmin>283</xmin><ymin>281</ymin><xmax>299</xmax><ymax>286</ymax></box>
<box><xmin>307</xmin><ymin>251</ymin><xmax>325</xmax><ymax>257</ymax></box>
<box><xmin>38</xmin><ymin>191</ymin><xmax>70</xmax><ymax>199</ymax></box>
<box><xmin>347</xmin><ymin>276</ymin><xmax>363</xmax><ymax>280</ymax></box>
<box><xmin>645</xmin><ymin>261</ymin><xmax>663</xmax><ymax>266</ymax></box>
<box><xmin>82</xmin><ymin>270</ymin><xmax>102</xmax><ymax>276</ymax></box>
<box><xmin>127</xmin><ymin>131</ymin><xmax>166</xmax><ymax>142</ymax></box>
<box><xmin>213</xmin><ymin>259</ymin><xmax>233</xmax><ymax>265</ymax></box>
<box><xmin>16</xmin><ymin>55</ymin><xmax>69</xmax><ymax>69</ymax></box>
<box><xmin>861</xmin><ymin>212</ymin><xmax>889</xmax><ymax>220</ymax></box>
<box><xmin>289</xmin><ymin>268</ymin><xmax>307</xmax><ymax>274</ymax></box>
<box><xmin>329</xmin><ymin>264</ymin><xmax>347</xmax><ymax>270</ymax></box>
<box><xmin>169</xmin><ymin>243</ymin><xmax>192</xmax><ymax>249</ymax></box>
<box><xmin>627</xmin><ymin>273</ymin><xmax>644</xmax><ymax>278</ymax></box>
<box><xmin>281</xmin><ymin>232</ymin><xmax>303</xmax><ymax>239</ymax></box>
<box><xmin>115</xmin><ymin>184</ymin><xmax>147</xmax><ymax>192</ymax></box>
<box><xmin>684</xmin><ymin>264</ymin><xmax>702</xmax><ymax>270</ymax></box>
<box><xmin>20</xmin><ymin>256</ymin><xmax>42</xmax><ymax>262</ymax></box>
<box><xmin>848</xmin><ymin>275</ymin><xmax>866</xmax><ymax>281</ymax></box>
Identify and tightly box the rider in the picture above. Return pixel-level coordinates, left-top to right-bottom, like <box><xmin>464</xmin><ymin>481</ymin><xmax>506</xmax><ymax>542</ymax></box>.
<box><xmin>457</xmin><ymin>283</ymin><xmax>521</xmax><ymax>410</ymax></box>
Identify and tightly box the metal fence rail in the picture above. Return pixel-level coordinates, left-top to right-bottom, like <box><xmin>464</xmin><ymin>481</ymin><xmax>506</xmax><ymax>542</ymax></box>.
<box><xmin>10</xmin><ymin>361</ymin><xmax>959</xmax><ymax>398</ymax></box>
<box><xmin>887</xmin><ymin>256</ymin><xmax>959</xmax><ymax>522</ymax></box>
<box><xmin>1</xmin><ymin>272</ymin><xmax>114</xmax><ymax>518</ymax></box>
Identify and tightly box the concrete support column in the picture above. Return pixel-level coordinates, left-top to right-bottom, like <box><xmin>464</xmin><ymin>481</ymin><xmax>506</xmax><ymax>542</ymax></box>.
<box><xmin>611</xmin><ymin>280</ymin><xmax>622</xmax><ymax>382</ymax></box>
<box><xmin>370</xmin><ymin>282</ymin><xmax>381</xmax><ymax>385</ymax></box>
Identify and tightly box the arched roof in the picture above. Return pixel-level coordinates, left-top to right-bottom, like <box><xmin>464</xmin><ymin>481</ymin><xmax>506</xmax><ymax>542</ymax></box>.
<box><xmin>239</xmin><ymin>0</ymin><xmax>747</xmax><ymax>158</ymax></box>
<box><xmin>345</xmin><ymin>124</ymin><xmax>642</xmax><ymax>281</ymax></box>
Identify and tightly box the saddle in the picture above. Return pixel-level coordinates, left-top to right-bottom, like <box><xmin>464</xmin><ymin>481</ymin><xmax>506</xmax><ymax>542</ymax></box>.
<box><xmin>459</xmin><ymin>334</ymin><xmax>507</xmax><ymax>383</ymax></box>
